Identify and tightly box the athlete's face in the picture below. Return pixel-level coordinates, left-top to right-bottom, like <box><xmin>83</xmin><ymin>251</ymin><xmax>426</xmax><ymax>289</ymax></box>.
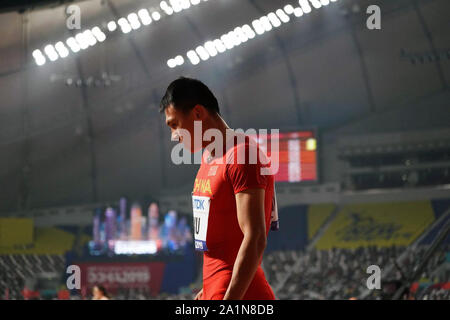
<box><xmin>165</xmin><ymin>104</ymin><xmax>205</xmax><ymax>153</ymax></box>
<box><xmin>92</xmin><ymin>286</ymin><xmax>102</xmax><ymax>300</ymax></box>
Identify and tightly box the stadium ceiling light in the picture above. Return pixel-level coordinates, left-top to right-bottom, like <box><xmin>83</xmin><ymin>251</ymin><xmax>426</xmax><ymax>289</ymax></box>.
<box><xmin>32</xmin><ymin>49</ymin><xmax>46</xmax><ymax>66</ymax></box>
<box><xmin>168</xmin><ymin>0</ymin><xmax>339</xmax><ymax>68</ymax></box>
<box><xmin>54</xmin><ymin>41</ymin><xmax>69</xmax><ymax>58</ymax></box>
<box><xmin>151</xmin><ymin>11</ymin><xmax>162</xmax><ymax>21</ymax></box>
<box><xmin>32</xmin><ymin>0</ymin><xmax>216</xmax><ymax>66</ymax></box>
<box><xmin>107</xmin><ymin>21</ymin><xmax>117</xmax><ymax>32</ymax></box>
<box><xmin>138</xmin><ymin>9</ymin><xmax>152</xmax><ymax>25</ymax></box>
<box><xmin>267</xmin><ymin>12</ymin><xmax>282</xmax><ymax>28</ymax></box>
<box><xmin>175</xmin><ymin>55</ymin><xmax>184</xmax><ymax>65</ymax></box>
<box><xmin>293</xmin><ymin>7</ymin><xmax>303</xmax><ymax>17</ymax></box>
<box><xmin>196</xmin><ymin>46</ymin><xmax>210</xmax><ymax>60</ymax></box>
<box><xmin>167</xmin><ymin>58</ymin><xmax>177</xmax><ymax>68</ymax></box>
<box><xmin>213</xmin><ymin>39</ymin><xmax>226</xmax><ymax>53</ymax></box>
<box><xmin>299</xmin><ymin>0</ymin><xmax>312</xmax><ymax>14</ymax></box>
<box><xmin>66</xmin><ymin>37</ymin><xmax>80</xmax><ymax>52</ymax></box>
<box><xmin>92</xmin><ymin>27</ymin><xmax>106</xmax><ymax>42</ymax></box>
<box><xmin>187</xmin><ymin>50</ymin><xmax>200</xmax><ymax>65</ymax></box>
<box><xmin>83</xmin><ymin>30</ymin><xmax>97</xmax><ymax>46</ymax></box>
<box><xmin>276</xmin><ymin>9</ymin><xmax>290</xmax><ymax>23</ymax></box>
<box><xmin>127</xmin><ymin>13</ymin><xmax>142</xmax><ymax>30</ymax></box>
<box><xmin>44</xmin><ymin>44</ymin><xmax>59</xmax><ymax>61</ymax></box>
<box><xmin>75</xmin><ymin>32</ymin><xmax>89</xmax><ymax>49</ymax></box>
<box><xmin>284</xmin><ymin>4</ymin><xmax>295</xmax><ymax>15</ymax></box>
<box><xmin>309</xmin><ymin>0</ymin><xmax>322</xmax><ymax>9</ymax></box>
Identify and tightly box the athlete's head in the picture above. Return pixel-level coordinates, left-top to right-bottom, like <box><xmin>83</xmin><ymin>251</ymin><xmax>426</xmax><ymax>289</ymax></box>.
<box><xmin>160</xmin><ymin>77</ymin><xmax>220</xmax><ymax>153</ymax></box>
<box><xmin>92</xmin><ymin>284</ymin><xmax>108</xmax><ymax>300</ymax></box>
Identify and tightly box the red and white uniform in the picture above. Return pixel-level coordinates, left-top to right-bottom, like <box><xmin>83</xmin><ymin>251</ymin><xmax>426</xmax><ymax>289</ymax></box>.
<box><xmin>192</xmin><ymin>132</ymin><xmax>276</xmax><ymax>300</ymax></box>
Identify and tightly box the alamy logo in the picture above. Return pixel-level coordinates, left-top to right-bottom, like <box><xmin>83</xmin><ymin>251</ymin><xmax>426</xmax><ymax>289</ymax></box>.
<box><xmin>366</xmin><ymin>265</ymin><xmax>381</xmax><ymax>289</ymax></box>
<box><xmin>66</xmin><ymin>5</ymin><xmax>81</xmax><ymax>30</ymax></box>
<box><xmin>366</xmin><ymin>5</ymin><xmax>381</xmax><ymax>30</ymax></box>
<box><xmin>66</xmin><ymin>265</ymin><xmax>81</xmax><ymax>290</ymax></box>
<box><xmin>170</xmin><ymin>122</ymin><xmax>279</xmax><ymax>176</ymax></box>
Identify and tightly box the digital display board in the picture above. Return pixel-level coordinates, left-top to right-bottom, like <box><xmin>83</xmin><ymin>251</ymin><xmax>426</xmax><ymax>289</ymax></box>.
<box><xmin>252</xmin><ymin>130</ymin><xmax>318</xmax><ymax>183</ymax></box>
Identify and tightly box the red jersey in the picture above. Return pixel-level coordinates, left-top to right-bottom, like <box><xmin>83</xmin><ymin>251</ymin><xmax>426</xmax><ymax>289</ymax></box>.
<box><xmin>192</xmin><ymin>132</ymin><xmax>275</xmax><ymax>300</ymax></box>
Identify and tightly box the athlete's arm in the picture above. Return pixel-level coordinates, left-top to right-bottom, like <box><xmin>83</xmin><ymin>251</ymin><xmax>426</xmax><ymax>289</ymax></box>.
<box><xmin>223</xmin><ymin>188</ymin><xmax>267</xmax><ymax>300</ymax></box>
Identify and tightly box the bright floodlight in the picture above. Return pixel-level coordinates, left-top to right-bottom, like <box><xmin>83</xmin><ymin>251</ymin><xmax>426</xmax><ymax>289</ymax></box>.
<box><xmin>83</xmin><ymin>30</ymin><xmax>97</xmax><ymax>46</ymax></box>
<box><xmin>260</xmin><ymin>16</ymin><xmax>272</xmax><ymax>32</ymax></box>
<box><xmin>175</xmin><ymin>55</ymin><xmax>184</xmax><ymax>65</ymax></box>
<box><xmin>32</xmin><ymin>49</ymin><xmax>46</xmax><ymax>66</ymax></box>
<box><xmin>107</xmin><ymin>21</ymin><xmax>117</xmax><ymax>31</ymax></box>
<box><xmin>241</xmin><ymin>24</ymin><xmax>256</xmax><ymax>39</ymax></box>
<box><xmin>165</xmin><ymin>6</ymin><xmax>174</xmax><ymax>15</ymax></box>
<box><xmin>252</xmin><ymin>19</ymin><xmax>265</xmax><ymax>35</ymax></box>
<box><xmin>128</xmin><ymin>13</ymin><xmax>141</xmax><ymax>29</ymax></box>
<box><xmin>160</xmin><ymin>1</ymin><xmax>174</xmax><ymax>15</ymax></box>
<box><xmin>267</xmin><ymin>12</ymin><xmax>281</xmax><ymax>28</ymax></box>
<box><xmin>276</xmin><ymin>9</ymin><xmax>290</xmax><ymax>23</ymax></box>
<box><xmin>44</xmin><ymin>45</ymin><xmax>58</xmax><ymax>61</ymax></box>
<box><xmin>310</xmin><ymin>0</ymin><xmax>322</xmax><ymax>9</ymax></box>
<box><xmin>195</xmin><ymin>46</ymin><xmax>210</xmax><ymax>60</ymax></box>
<box><xmin>32</xmin><ymin>49</ymin><xmax>43</xmax><ymax>59</ymax></box>
<box><xmin>299</xmin><ymin>0</ymin><xmax>312</xmax><ymax>13</ymax></box>
<box><xmin>213</xmin><ymin>39</ymin><xmax>226</xmax><ymax>53</ymax></box>
<box><xmin>138</xmin><ymin>9</ymin><xmax>152</xmax><ymax>25</ymax></box>
<box><xmin>228</xmin><ymin>31</ymin><xmax>241</xmax><ymax>47</ymax></box>
<box><xmin>233</xmin><ymin>27</ymin><xmax>248</xmax><ymax>43</ymax></box>
<box><xmin>152</xmin><ymin>11</ymin><xmax>161</xmax><ymax>21</ymax></box>
<box><xmin>66</xmin><ymin>37</ymin><xmax>80</xmax><ymax>52</ymax></box>
<box><xmin>204</xmin><ymin>41</ymin><xmax>218</xmax><ymax>57</ymax></box>
<box><xmin>321</xmin><ymin>0</ymin><xmax>330</xmax><ymax>5</ymax></box>
<box><xmin>284</xmin><ymin>5</ymin><xmax>295</xmax><ymax>14</ymax></box>
<box><xmin>55</xmin><ymin>41</ymin><xmax>69</xmax><ymax>58</ymax></box>
<box><xmin>220</xmin><ymin>34</ymin><xmax>234</xmax><ymax>50</ymax></box>
<box><xmin>167</xmin><ymin>58</ymin><xmax>177</xmax><ymax>68</ymax></box>
<box><xmin>190</xmin><ymin>0</ymin><xmax>200</xmax><ymax>5</ymax></box>
<box><xmin>170</xmin><ymin>0</ymin><xmax>182</xmax><ymax>13</ymax></box>
<box><xmin>75</xmin><ymin>33</ymin><xmax>89</xmax><ymax>49</ymax></box>
<box><xmin>160</xmin><ymin>1</ymin><xmax>169</xmax><ymax>9</ymax></box>
<box><xmin>118</xmin><ymin>18</ymin><xmax>132</xmax><ymax>33</ymax></box>
<box><xmin>180</xmin><ymin>0</ymin><xmax>190</xmax><ymax>10</ymax></box>
<box><xmin>293</xmin><ymin>7</ymin><xmax>304</xmax><ymax>17</ymax></box>
<box><xmin>187</xmin><ymin>50</ymin><xmax>200</xmax><ymax>65</ymax></box>
<box><xmin>92</xmin><ymin>27</ymin><xmax>106</xmax><ymax>42</ymax></box>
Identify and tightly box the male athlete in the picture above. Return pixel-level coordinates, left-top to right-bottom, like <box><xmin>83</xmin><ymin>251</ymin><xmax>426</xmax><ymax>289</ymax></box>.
<box><xmin>160</xmin><ymin>77</ymin><xmax>276</xmax><ymax>300</ymax></box>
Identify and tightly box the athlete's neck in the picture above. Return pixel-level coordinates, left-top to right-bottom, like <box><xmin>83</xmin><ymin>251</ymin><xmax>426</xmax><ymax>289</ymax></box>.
<box><xmin>202</xmin><ymin>113</ymin><xmax>231</xmax><ymax>149</ymax></box>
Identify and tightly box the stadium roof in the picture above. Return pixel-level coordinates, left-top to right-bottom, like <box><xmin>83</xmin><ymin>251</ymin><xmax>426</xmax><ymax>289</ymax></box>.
<box><xmin>0</xmin><ymin>0</ymin><xmax>449</xmax><ymax>213</ymax></box>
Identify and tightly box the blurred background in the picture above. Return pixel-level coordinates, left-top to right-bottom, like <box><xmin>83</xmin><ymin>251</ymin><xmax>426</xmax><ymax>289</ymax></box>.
<box><xmin>0</xmin><ymin>0</ymin><xmax>449</xmax><ymax>300</ymax></box>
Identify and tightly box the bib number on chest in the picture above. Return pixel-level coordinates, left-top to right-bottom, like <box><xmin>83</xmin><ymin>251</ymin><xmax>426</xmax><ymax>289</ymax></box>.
<box><xmin>192</xmin><ymin>195</ymin><xmax>211</xmax><ymax>251</ymax></box>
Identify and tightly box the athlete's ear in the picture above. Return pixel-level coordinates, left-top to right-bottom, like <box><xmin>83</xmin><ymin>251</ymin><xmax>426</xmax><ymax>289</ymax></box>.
<box><xmin>193</xmin><ymin>104</ymin><xmax>206</xmax><ymax>120</ymax></box>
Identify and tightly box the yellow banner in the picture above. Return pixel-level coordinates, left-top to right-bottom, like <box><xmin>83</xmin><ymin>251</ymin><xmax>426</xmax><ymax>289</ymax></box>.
<box><xmin>307</xmin><ymin>204</ymin><xmax>335</xmax><ymax>240</ymax></box>
<box><xmin>315</xmin><ymin>201</ymin><xmax>435</xmax><ymax>249</ymax></box>
<box><xmin>0</xmin><ymin>218</ymin><xmax>33</xmax><ymax>247</ymax></box>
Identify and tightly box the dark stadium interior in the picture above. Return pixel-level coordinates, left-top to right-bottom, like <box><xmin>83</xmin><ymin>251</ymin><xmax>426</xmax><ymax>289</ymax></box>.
<box><xmin>0</xmin><ymin>0</ymin><xmax>449</xmax><ymax>300</ymax></box>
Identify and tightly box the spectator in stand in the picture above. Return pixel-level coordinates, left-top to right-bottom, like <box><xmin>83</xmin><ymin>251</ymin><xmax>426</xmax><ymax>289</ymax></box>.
<box><xmin>92</xmin><ymin>285</ymin><xmax>110</xmax><ymax>300</ymax></box>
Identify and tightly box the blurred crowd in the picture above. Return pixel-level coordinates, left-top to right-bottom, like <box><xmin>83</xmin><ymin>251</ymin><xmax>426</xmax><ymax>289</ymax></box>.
<box><xmin>1</xmin><ymin>244</ymin><xmax>448</xmax><ymax>300</ymax></box>
<box><xmin>263</xmin><ymin>244</ymin><xmax>450</xmax><ymax>300</ymax></box>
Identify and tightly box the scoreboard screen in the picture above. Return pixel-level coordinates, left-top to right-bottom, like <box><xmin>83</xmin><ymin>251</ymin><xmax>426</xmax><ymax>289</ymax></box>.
<box><xmin>252</xmin><ymin>130</ymin><xmax>318</xmax><ymax>183</ymax></box>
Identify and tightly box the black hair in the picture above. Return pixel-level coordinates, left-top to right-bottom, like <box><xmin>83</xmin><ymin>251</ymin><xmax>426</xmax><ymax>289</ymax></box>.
<box><xmin>159</xmin><ymin>77</ymin><xmax>220</xmax><ymax>115</ymax></box>
<box><xmin>94</xmin><ymin>284</ymin><xmax>109</xmax><ymax>298</ymax></box>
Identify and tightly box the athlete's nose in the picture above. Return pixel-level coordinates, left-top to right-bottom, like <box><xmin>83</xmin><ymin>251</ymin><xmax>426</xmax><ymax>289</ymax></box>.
<box><xmin>171</xmin><ymin>129</ymin><xmax>181</xmax><ymax>142</ymax></box>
